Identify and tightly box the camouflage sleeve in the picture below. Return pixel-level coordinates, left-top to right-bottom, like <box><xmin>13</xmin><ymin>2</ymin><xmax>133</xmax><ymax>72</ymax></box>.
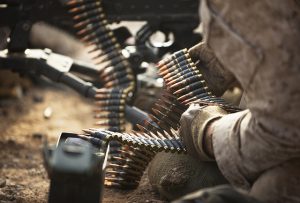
<box><xmin>212</xmin><ymin>110</ymin><xmax>300</xmax><ymax>190</ymax></box>
<box><xmin>201</xmin><ymin>0</ymin><xmax>300</xmax><ymax>191</ymax></box>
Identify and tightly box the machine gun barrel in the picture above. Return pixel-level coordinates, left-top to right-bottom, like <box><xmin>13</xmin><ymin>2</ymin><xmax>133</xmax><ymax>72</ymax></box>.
<box><xmin>0</xmin><ymin>49</ymin><xmax>151</xmax><ymax>127</ymax></box>
<box><xmin>0</xmin><ymin>0</ymin><xmax>200</xmax><ymax>52</ymax></box>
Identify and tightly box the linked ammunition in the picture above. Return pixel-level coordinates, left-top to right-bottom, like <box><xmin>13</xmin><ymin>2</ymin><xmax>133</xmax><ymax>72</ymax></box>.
<box><xmin>73</xmin><ymin>7</ymin><xmax>105</xmax><ymax>21</ymax></box>
<box><xmin>168</xmin><ymin>76</ymin><xmax>202</xmax><ymax>90</ymax></box>
<box><xmin>173</xmin><ymin>80</ymin><xmax>207</xmax><ymax>95</ymax></box>
<box><xmin>128</xmin><ymin>136</ymin><xmax>150</xmax><ymax>149</ymax></box>
<box><xmin>65</xmin><ymin>0</ymin><xmax>141</xmax><ymax>190</ymax></box>
<box><xmin>158</xmin><ymin>98</ymin><xmax>186</xmax><ymax>112</ymax></box>
<box><xmin>82</xmin><ymin>128</ymin><xmax>188</xmax><ymax>153</ymax></box>
<box><xmin>77</xmin><ymin>134</ymin><xmax>104</xmax><ymax>148</ymax></box>
<box><xmin>135</xmin><ymin>127</ymin><xmax>167</xmax><ymax>150</ymax></box>
<box><xmin>159</xmin><ymin>59</ymin><xmax>192</xmax><ymax>77</ymax></box>
<box><xmin>83</xmin><ymin>29</ymin><xmax>113</xmax><ymax>44</ymax></box>
<box><xmin>178</xmin><ymin>89</ymin><xmax>210</xmax><ymax>102</ymax></box>
<box><xmin>74</xmin><ymin>15</ymin><xmax>107</xmax><ymax>29</ymax></box>
<box><xmin>67</xmin><ymin>0</ymin><xmax>239</xmax><ymax>187</ymax></box>
<box><xmin>77</xmin><ymin>20</ymin><xmax>108</xmax><ymax>36</ymax></box>
<box><xmin>102</xmin><ymin>69</ymin><xmax>130</xmax><ymax>82</ymax></box>
<box><xmin>154</xmin><ymin>104</ymin><xmax>181</xmax><ymax>119</ymax></box>
<box><xmin>122</xmin><ymin>147</ymin><xmax>154</xmax><ymax>160</ymax></box>
<box><xmin>149</xmin><ymin>131</ymin><xmax>172</xmax><ymax>152</ymax></box>
<box><xmin>110</xmin><ymin>153</ymin><xmax>147</xmax><ymax>167</ymax></box>
<box><xmin>156</xmin><ymin>100</ymin><xmax>185</xmax><ymax>115</ymax></box>
<box><xmin>92</xmin><ymin>38</ymin><xmax>118</xmax><ymax>54</ymax></box>
<box><xmin>160</xmin><ymin>54</ymin><xmax>189</xmax><ymax>70</ymax></box>
<box><xmin>165</xmin><ymin>69</ymin><xmax>201</xmax><ymax>84</ymax></box>
<box><xmin>106</xmin><ymin>170</ymin><xmax>141</xmax><ymax>181</ymax></box>
<box><xmin>105</xmin><ymin>178</ymin><xmax>139</xmax><ymax>187</ymax></box>
<box><xmin>89</xmin><ymin>44</ymin><xmax>121</xmax><ymax>60</ymax></box>
<box><xmin>94</xmin><ymin>105</ymin><xmax>124</xmax><ymax>112</ymax></box>
<box><xmin>110</xmin><ymin>155</ymin><xmax>146</xmax><ymax>171</ymax></box>
<box><xmin>69</xmin><ymin>2</ymin><xmax>102</xmax><ymax>14</ymax></box>
<box><xmin>108</xmin><ymin>126</ymin><xmax>125</xmax><ymax>132</ymax></box>
<box><xmin>95</xmin><ymin>99</ymin><xmax>125</xmax><ymax>106</ymax></box>
<box><xmin>142</xmin><ymin>119</ymin><xmax>162</xmax><ymax>132</ymax></box>
<box><xmin>119</xmin><ymin>133</ymin><xmax>145</xmax><ymax>148</ymax></box>
<box><xmin>152</xmin><ymin>108</ymin><xmax>179</xmax><ymax>129</ymax></box>
<box><xmin>104</xmin><ymin>180</ymin><xmax>138</xmax><ymax>189</ymax></box>
<box><xmin>105</xmin><ymin>78</ymin><xmax>131</xmax><ymax>88</ymax></box>
<box><xmin>148</xmin><ymin>114</ymin><xmax>173</xmax><ymax>134</ymax></box>
<box><xmin>83</xmin><ymin>129</ymin><xmax>107</xmax><ymax>140</ymax></box>
<box><xmin>94</xmin><ymin>112</ymin><xmax>124</xmax><ymax>119</ymax></box>
<box><xmin>107</xmin><ymin>164</ymin><xmax>143</xmax><ymax>177</ymax></box>
<box><xmin>86</xmin><ymin>36</ymin><xmax>117</xmax><ymax>50</ymax></box>
<box><xmin>95</xmin><ymin>93</ymin><xmax>126</xmax><ymax>100</ymax></box>
<box><xmin>99</xmin><ymin>61</ymin><xmax>130</xmax><ymax>76</ymax></box>
<box><xmin>96</xmin><ymin>88</ymin><xmax>124</xmax><ymax>94</ymax></box>
<box><xmin>66</xmin><ymin>0</ymin><xmax>92</xmax><ymax>6</ymax></box>
<box><xmin>138</xmin><ymin>133</ymin><xmax>162</xmax><ymax>151</ymax></box>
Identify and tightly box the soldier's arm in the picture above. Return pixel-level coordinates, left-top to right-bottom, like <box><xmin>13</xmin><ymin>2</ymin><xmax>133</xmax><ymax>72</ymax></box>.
<box><xmin>181</xmin><ymin>0</ymin><xmax>300</xmax><ymax>191</ymax></box>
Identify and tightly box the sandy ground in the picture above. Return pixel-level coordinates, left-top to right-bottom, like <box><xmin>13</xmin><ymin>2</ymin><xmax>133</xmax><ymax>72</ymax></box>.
<box><xmin>0</xmin><ymin>73</ymin><xmax>166</xmax><ymax>203</ymax></box>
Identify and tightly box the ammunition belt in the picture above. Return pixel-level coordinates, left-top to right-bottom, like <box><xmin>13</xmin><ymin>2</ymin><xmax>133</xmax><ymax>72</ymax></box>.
<box><xmin>64</xmin><ymin>0</ymin><xmax>240</xmax><ymax>189</ymax></box>
<box><xmin>132</xmin><ymin>49</ymin><xmax>240</xmax><ymax>152</ymax></box>
<box><xmin>82</xmin><ymin>128</ymin><xmax>186</xmax><ymax>153</ymax></box>
<box><xmin>63</xmin><ymin>0</ymin><xmax>149</xmax><ymax>189</ymax></box>
<box><xmin>157</xmin><ymin>48</ymin><xmax>240</xmax><ymax>112</ymax></box>
<box><xmin>75</xmin><ymin>48</ymin><xmax>241</xmax><ymax>189</ymax></box>
<box><xmin>63</xmin><ymin>0</ymin><xmax>135</xmax><ymax>130</ymax></box>
<box><xmin>104</xmin><ymin>145</ymin><xmax>155</xmax><ymax>189</ymax></box>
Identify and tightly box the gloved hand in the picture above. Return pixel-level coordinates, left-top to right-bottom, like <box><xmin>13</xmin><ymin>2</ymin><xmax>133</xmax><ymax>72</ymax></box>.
<box><xmin>188</xmin><ymin>43</ymin><xmax>236</xmax><ymax>97</ymax></box>
<box><xmin>179</xmin><ymin>104</ymin><xmax>227</xmax><ymax>161</ymax></box>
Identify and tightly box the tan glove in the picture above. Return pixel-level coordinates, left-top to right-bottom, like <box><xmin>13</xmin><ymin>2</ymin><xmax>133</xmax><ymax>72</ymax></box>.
<box><xmin>179</xmin><ymin>104</ymin><xmax>227</xmax><ymax>161</ymax></box>
<box><xmin>188</xmin><ymin>42</ymin><xmax>236</xmax><ymax>97</ymax></box>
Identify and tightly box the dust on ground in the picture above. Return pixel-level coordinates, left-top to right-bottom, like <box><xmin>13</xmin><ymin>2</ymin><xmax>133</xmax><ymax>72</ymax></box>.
<box><xmin>0</xmin><ymin>73</ymin><xmax>166</xmax><ymax>203</ymax></box>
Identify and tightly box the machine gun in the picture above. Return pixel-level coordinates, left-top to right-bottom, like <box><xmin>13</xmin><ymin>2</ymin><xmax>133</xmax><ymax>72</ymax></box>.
<box><xmin>103</xmin><ymin>0</ymin><xmax>201</xmax><ymax>62</ymax></box>
<box><xmin>0</xmin><ymin>0</ymin><xmax>201</xmax><ymax>63</ymax></box>
<box><xmin>0</xmin><ymin>48</ymin><xmax>151</xmax><ymax>126</ymax></box>
<box><xmin>0</xmin><ymin>0</ymin><xmax>74</xmax><ymax>52</ymax></box>
<box><xmin>0</xmin><ymin>0</ymin><xmax>201</xmax><ymax>130</ymax></box>
<box><xmin>0</xmin><ymin>0</ymin><xmax>203</xmax><ymax>198</ymax></box>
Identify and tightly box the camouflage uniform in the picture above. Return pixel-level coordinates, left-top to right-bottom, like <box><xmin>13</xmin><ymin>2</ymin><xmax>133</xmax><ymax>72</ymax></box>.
<box><xmin>181</xmin><ymin>0</ymin><xmax>300</xmax><ymax>202</ymax></box>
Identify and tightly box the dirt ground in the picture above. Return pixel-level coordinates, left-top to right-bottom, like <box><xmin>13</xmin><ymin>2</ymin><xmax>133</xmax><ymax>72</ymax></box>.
<box><xmin>0</xmin><ymin>73</ymin><xmax>166</xmax><ymax>203</ymax></box>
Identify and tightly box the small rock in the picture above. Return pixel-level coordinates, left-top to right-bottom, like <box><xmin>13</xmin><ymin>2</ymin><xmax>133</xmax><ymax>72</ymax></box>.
<box><xmin>0</xmin><ymin>179</ymin><xmax>6</xmax><ymax>188</ymax></box>
<box><xmin>43</xmin><ymin>107</ymin><xmax>52</xmax><ymax>119</ymax></box>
